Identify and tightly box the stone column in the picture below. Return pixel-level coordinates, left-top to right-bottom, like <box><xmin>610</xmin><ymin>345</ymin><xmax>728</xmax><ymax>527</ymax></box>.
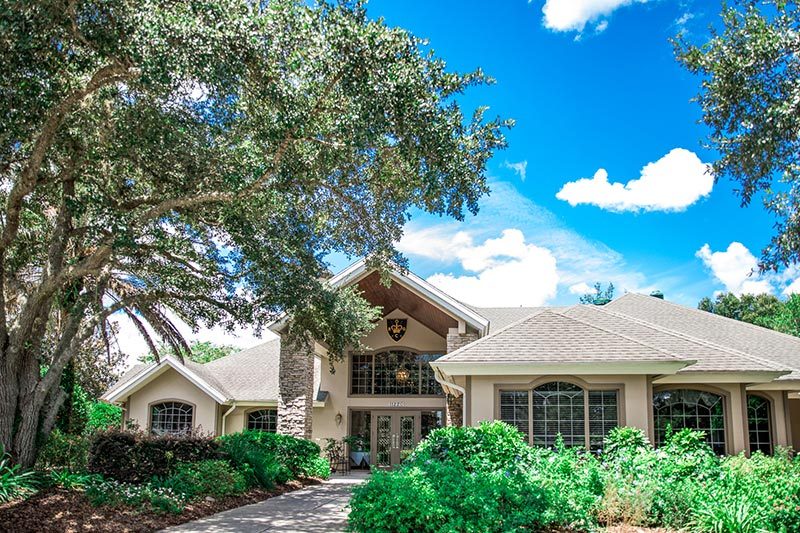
<box><xmin>277</xmin><ymin>335</ymin><xmax>314</xmax><ymax>439</ymax></box>
<box><xmin>444</xmin><ymin>329</ymin><xmax>478</xmax><ymax>427</ymax></box>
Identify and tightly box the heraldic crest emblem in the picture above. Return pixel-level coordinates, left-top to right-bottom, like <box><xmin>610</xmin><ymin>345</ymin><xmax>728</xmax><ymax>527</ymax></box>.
<box><xmin>387</xmin><ymin>318</ymin><xmax>408</xmax><ymax>342</ymax></box>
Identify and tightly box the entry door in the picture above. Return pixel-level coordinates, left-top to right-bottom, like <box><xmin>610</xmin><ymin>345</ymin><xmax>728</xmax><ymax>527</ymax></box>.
<box><xmin>371</xmin><ymin>411</ymin><xmax>420</xmax><ymax>469</ymax></box>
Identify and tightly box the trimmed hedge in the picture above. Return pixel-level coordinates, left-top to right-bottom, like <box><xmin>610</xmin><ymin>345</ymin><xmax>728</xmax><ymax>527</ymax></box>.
<box><xmin>88</xmin><ymin>430</ymin><xmax>219</xmax><ymax>483</ymax></box>
<box><xmin>217</xmin><ymin>430</ymin><xmax>327</xmax><ymax>479</ymax></box>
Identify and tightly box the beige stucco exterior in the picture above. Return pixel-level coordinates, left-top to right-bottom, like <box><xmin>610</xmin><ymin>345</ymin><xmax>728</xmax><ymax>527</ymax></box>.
<box><xmin>124</xmin><ymin>367</ymin><xmax>219</xmax><ymax>435</ymax></box>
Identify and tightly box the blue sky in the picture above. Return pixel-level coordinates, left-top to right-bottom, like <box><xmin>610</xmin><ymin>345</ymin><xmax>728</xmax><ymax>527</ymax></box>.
<box><xmin>325</xmin><ymin>0</ymin><xmax>800</xmax><ymax>308</ymax></box>
<box><xmin>113</xmin><ymin>1</ymin><xmax>800</xmax><ymax>362</ymax></box>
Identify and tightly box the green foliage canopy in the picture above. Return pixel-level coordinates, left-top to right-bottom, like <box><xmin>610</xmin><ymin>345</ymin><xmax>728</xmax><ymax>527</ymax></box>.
<box><xmin>677</xmin><ymin>1</ymin><xmax>800</xmax><ymax>269</ymax></box>
<box><xmin>0</xmin><ymin>0</ymin><xmax>509</xmax><ymax>465</ymax></box>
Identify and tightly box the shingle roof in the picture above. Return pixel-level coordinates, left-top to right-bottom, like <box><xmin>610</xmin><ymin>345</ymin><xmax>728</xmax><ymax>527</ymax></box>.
<box><xmin>563</xmin><ymin>305</ymin><xmax>788</xmax><ymax>374</ymax></box>
<box><xmin>606</xmin><ymin>293</ymin><xmax>800</xmax><ymax>379</ymax></box>
<box><xmin>472</xmin><ymin>307</ymin><xmax>552</xmax><ymax>333</ymax></box>
<box><xmin>106</xmin><ymin>340</ymin><xmax>284</xmax><ymax>402</ymax></box>
<box><xmin>437</xmin><ymin>307</ymin><xmax>689</xmax><ymax>365</ymax></box>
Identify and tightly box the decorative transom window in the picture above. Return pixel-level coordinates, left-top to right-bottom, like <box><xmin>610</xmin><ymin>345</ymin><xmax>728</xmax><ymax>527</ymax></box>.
<box><xmin>653</xmin><ymin>389</ymin><xmax>726</xmax><ymax>455</ymax></box>
<box><xmin>150</xmin><ymin>401</ymin><xmax>193</xmax><ymax>436</ymax></box>
<box><xmin>499</xmin><ymin>381</ymin><xmax>619</xmax><ymax>453</ymax></box>
<box><xmin>350</xmin><ymin>351</ymin><xmax>443</xmax><ymax>396</ymax></box>
<box><xmin>747</xmin><ymin>395</ymin><xmax>772</xmax><ymax>455</ymax></box>
<box><xmin>247</xmin><ymin>409</ymin><xmax>277</xmax><ymax>433</ymax></box>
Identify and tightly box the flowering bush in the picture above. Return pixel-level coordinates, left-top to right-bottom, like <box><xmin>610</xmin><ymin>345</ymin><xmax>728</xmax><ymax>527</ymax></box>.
<box><xmin>85</xmin><ymin>477</ymin><xmax>188</xmax><ymax>514</ymax></box>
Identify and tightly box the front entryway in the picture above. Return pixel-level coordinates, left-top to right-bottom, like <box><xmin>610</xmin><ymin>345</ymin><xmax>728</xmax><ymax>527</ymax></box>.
<box><xmin>371</xmin><ymin>410</ymin><xmax>420</xmax><ymax>468</ymax></box>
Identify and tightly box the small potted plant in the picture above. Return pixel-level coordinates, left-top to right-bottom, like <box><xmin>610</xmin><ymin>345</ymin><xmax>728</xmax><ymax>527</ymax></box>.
<box><xmin>344</xmin><ymin>434</ymin><xmax>370</xmax><ymax>467</ymax></box>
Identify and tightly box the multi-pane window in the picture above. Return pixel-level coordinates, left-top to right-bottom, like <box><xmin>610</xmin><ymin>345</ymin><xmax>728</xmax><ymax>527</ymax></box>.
<box><xmin>247</xmin><ymin>409</ymin><xmax>277</xmax><ymax>432</ymax></box>
<box><xmin>350</xmin><ymin>351</ymin><xmax>443</xmax><ymax>395</ymax></box>
<box><xmin>653</xmin><ymin>389</ymin><xmax>726</xmax><ymax>455</ymax></box>
<box><xmin>500</xmin><ymin>391</ymin><xmax>530</xmax><ymax>439</ymax></box>
<box><xmin>747</xmin><ymin>395</ymin><xmax>772</xmax><ymax>455</ymax></box>
<box><xmin>589</xmin><ymin>390</ymin><xmax>619</xmax><ymax>453</ymax></box>
<box><xmin>532</xmin><ymin>382</ymin><xmax>585</xmax><ymax>448</ymax></box>
<box><xmin>499</xmin><ymin>382</ymin><xmax>619</xmax><ymax>451</ymax></box>
<box><xmin>150</xmin><ymin>401</ymin><xmax>193</xmax><ymax>436</ymax></box>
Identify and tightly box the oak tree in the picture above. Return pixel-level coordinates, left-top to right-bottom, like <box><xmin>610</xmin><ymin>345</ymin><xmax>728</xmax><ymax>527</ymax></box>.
<box><xmin>0</xmin><ymin>0</ymin><xmax>510</xmax><ymax>465</ymax></box>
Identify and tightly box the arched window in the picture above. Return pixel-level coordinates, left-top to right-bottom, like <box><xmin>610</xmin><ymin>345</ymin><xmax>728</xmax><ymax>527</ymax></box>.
<box><xmin>532</xmin><ymin>382</ymin><xmax>586</xmax><ymax>448</ymax></box>
<box><xmin>150</xmin><ymin>401</ymin><xmax>193</xmax><ymax>436</ymax></box>
<box><xmin>747</xmin><ymin>395</ymin><xmax>772</xmax><ymax>454</ymax></box>
<box><xmin>247</xmin><ymin>409</ymin><xmax>277</xmax><ymax>432</ymax></box>
<box><xmin>653</xmin><ymin>389</ymin><xmax>726</xmax><ymax>454</ymax></box>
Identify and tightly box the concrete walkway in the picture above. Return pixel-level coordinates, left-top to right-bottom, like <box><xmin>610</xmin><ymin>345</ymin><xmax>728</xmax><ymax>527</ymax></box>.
<box><xmin>161</xmin><ymin>474</ymin><xmax>367</xmax><ymax>533</ymax></box>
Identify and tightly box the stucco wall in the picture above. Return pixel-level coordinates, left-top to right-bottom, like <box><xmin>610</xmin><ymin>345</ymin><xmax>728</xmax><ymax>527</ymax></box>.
<box><xmin>125</xmin><ymin>367</ymin><xmax>219</xmax><ymax>435</ymax></box>
<box><xmin>466</xmin><ymin>375</ymin><xmax>786</xmax><ymax>455</ymax></box>
<box><xmin>311</xmin><ymin>309</ymin><xmax>447</xmax><ymax>446</ymax></box>
<box><xmin>788</xmin><ymin>398</ymin><xmax>800</xmax><ymax>450</ymax></box>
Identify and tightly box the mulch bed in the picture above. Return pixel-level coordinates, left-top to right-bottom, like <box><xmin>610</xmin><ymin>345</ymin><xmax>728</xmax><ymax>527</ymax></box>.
<box><xmin>0</xmin><ymin>478</ymin><xmax>322</xmax><ymax>533</ymax></box>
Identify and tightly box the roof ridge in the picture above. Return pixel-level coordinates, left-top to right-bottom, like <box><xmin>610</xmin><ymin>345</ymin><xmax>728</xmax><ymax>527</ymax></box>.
<box><xmin>608</xmin><ymin>294</ymin><xmax>796</xmax><ymax>372</ymax></box>
<box><xmin>557</xmin><ymin>306</ymin><xmax>689</xmax><ymax>362</ymax></box>
<box><xmin>436</xmin><ymin>307</ymin><xmax>552</xmax><ymax>362</ymax></box>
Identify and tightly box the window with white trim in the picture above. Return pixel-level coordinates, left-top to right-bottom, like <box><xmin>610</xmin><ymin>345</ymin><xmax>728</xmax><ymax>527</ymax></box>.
<box><xmin>653</xmin><ymin>389</ymin><xmax>726</xmax><ymax>455</ymax></box>
<box><xmin>747</xmin><ymin>395</ymin><xmax>772</xmax><ymax>455</ymax></box>
<box><xmin>150</xmin><ymin>401</ymin><xmax>193</xmax><ymax>436</ymax></box>
<box><xmin>247</xmin><ymin>409</ymin><xmax>277</xmax><ymax>432</ymax></box>
<box><xmin>499</xmin><ymin>382</ymin><xmax>619</xmax><ymax>452</ymax></box>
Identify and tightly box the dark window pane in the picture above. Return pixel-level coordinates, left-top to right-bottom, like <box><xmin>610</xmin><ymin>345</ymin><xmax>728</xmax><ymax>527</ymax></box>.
<box><xmin>351</xmin><ymin>351</ymin><xmax>443</xmax><ymax>396</ymax></box>
<box><xmin>747</xmin><ymin>395</ymin><xmax>772</xmax><ymax>455</ymax></box>
<box><xmin>500</xmin><ymin>390</ymin><xmax>530</xmax><ymax>439</ymax></box>
<box><xmin>588</xmin><ymin>390</ymin><xmax>618</xmax><ymax>453</ymax></box>
<box><xmin>421</xmin><ymin>410</ymin><xmax>444</xmax><ymax>439</ymax></box>
<box><xmin>151</xmin><ymin>401</ymin><xmax>193</xmax><ymax>436</ymax></box>
<box><xmin>247</xmin><ymin>409</ymin><xmax>277</xmax><ymax>432</ymax></box>
<box><xmin>532</xmin><ymin>382</ymin><xmax>585</xmax><ymax>448</ymax></box>
<box><xmin>653</xmin><ymin>389</ymin><xmax>726</xmax><ymax>454</ymax></box>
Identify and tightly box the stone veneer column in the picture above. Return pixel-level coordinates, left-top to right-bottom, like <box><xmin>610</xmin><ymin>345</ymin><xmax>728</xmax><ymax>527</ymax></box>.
<box><xmin>277</xmin><ymin>335</ymin><xmax>314</xmax><ymax>439</ymax></box>
<box><xmin>444</xmin><ymin>329</ymin><xmax>478</xmax><ymax>427</ymax></box>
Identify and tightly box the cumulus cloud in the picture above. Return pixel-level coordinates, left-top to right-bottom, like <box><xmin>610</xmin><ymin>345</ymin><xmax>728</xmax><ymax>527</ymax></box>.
<box><xmin>504</xmin><ymin>160</ymin><xmax>528</xmax><ymax>181</ymax></box>
<box><xmin>397</xmin><ymin>179</ymin><xmax>658</xmax><ymax>306</ymax></box>
<box><xmin>556</xmin><ymin>148</ymin><xmax>713</xmax><ymax>212</ymax></box>
<box><xmin>696</xmin><ymin>242</ymin><xmax>774</xmax><ymax>295</ymax></box>
<box><xmin>569</xmin><ymin>282</ymin><xmax>594</xmax><ymax>296</ymax></box>
<box><xmin>420</xmin><ymin>229</ymin><xmax>559</xmax><ymax>307</ymax></box>
<box><xmin>542</xmin><ymin>0</ymin><xmax>647</xmax><ymax>32</ymax></box>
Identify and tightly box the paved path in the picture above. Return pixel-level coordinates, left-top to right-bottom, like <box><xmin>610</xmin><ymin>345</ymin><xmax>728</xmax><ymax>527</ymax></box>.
<box><xmin>161</xmin><ymin>474</ymin><xmax>367</xmax><ymax>533</ymax></box>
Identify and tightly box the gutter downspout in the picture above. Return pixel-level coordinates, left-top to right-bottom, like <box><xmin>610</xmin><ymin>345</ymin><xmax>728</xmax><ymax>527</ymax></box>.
<box><xmin>221</xmin><ymin>402</ymin><xmax>236</xmax><ymax>435</ymax></box>
<box><xmin>433</xmin><ymin>367</ymin><xmax>467</xmax><ymax>427</ymax></box>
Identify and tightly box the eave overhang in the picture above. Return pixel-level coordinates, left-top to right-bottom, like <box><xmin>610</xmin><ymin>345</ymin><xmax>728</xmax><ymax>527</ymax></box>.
<box><xmin>430</xmin><ymin>359</ymin><xmax>694</xmax><ymax>377</ymax></box>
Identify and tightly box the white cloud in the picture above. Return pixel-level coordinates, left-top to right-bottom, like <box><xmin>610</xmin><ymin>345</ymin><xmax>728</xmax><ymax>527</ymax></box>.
<box><xmin>556</xmin><ymin>148</ymin><xmax>713</xmax><ymax>212</ymax></box>
<box><xmin>422</xmin><ymin>229</ymin><xmax>559</xmax><ymax>307</ymax></box>
<box><xmin>696</xmin><ymin>242</ymin><xmax>774</xmax><ymax>296</ymax></box>
<box><xmin>542</xmin><ymin>0</ymin><xmax>647</xmax><ymax>33</ymax></box>
<box><xmin>784</xmin><ymin>278</ymin><xmax>800</xmax><ymax>296</ymax></box>
<box><xmin>569</xmin><ymin>282</ymin><xmax>594</xmax><ymax>296</ymax></box>
<box><xmin>398</xmin><ymin>180</ymin><xmax>658</xmax><ymax>306</ymax></box>
<box><xmin>504</xmin><ymin>160</ymin><xmax>528</xmax><ymax>181</ymax></box>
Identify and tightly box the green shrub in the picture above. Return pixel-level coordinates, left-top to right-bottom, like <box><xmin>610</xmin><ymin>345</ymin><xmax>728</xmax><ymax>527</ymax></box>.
<box><xmin>349</xmin><ymin>422</ymin><xmax>550</xmax><ymax>533</ymax></box>
<box><xmin>85</xmin><ymin>476</ymin><xmax>187</xmax><ymax>514</ymax></box>
<box><xmin>603</xmin><ymin>426</ymin><xmax>649</xmax><ymax>460</ymax></box>
<box><xmin>88</xmin><ymin>429</ymin><xmax>219</xmax><ymax>482</ymax></box>
<box><xmin>85</xmin><ymin>402</ymin><xmax>122</xmax><ymax>434</ymax></box>
<box><xmin>217</xmin><ymin>430</ymin><xmax>325</xmax><ymax>479</ymax></box>
<box><xmin>305</xmin><ymin>455</ymin><xmax>331</xmax><ymax>479</ymax></box>
<box><xmin>217</xmin><ymin>432</ymin><xmax>290</xmax><ymax>488</ymax></box>
<box><xmin>0</xmin><ymin>445</ymin><xmax>37</xmax><ymax>503</ymax></box>
<box><xmin>48</xmin><ymin>469</ymin><xmax>101</xmax><ymax>490</ymax></box>
<box><xmin>164</xmin><ymin>460</ymin><xmax>247</xmax><ymax>498</ymax></box>
<box><xmin>36</xmin><ymin>428</ymin><xmax>90</xmax><ymax>472</ymax></box>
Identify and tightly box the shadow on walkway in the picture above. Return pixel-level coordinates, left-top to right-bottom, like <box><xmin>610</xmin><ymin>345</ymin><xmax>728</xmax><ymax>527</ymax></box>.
<box><xmin>161</xmin><ymin>475</ymin><xmax>367</xmax><ymax>533</ymax></box>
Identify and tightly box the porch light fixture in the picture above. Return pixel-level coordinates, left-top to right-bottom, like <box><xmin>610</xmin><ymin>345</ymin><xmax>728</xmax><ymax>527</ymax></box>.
<box><xmin>334</xmin><ymin>412</ymin><xmax>343</xmax><ymax>426</ymax></box>
<box><xmin>395</xmin><ymin>368</ymin><xmax>410</xmax><ymax>383</ymax></box>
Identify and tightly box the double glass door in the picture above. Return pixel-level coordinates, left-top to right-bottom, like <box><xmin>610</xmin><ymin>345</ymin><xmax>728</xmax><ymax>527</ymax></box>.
<box><xmin>371</xmin><ymin>411</ymin><xmax>420</xmax><ymax>469</ymax></box>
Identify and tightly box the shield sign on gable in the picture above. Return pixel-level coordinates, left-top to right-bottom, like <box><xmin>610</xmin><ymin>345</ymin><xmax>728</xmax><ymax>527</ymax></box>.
<box><xmin>387</xmin><ymin>318</ymin><xmax>408</xmax><ymax>342</ymax></box>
